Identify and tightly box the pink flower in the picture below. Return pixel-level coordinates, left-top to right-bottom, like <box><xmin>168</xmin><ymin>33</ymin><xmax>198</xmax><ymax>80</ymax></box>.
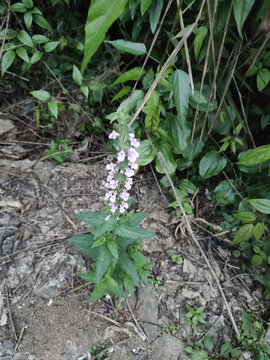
<box><xmin>129</xmin><ymin>133</ymin><xmax>135</xmax><ymax>140</ymax></box>
<box><xmin>125</xmin><ymin>168</ymin><xmax>134</xmax><ymax>177</ymax></box>
<box><xmin>128</xmin><ymin>148</ymin><xmax>139</xmax><ymax>162</ymax></box>
<box><xmin>130</xmin><ymin>162</ymin><xmax>138</xmax><ymax>170</ymax></box>
<box><xmin>119</xmin><ymin>205</ymin><xmax>126</xmax><ymax>213</ymax></box>
<box><xmin>130</xmin><ymin>138</ymin><xmax>140</xmax><ymax>148</ymax></box>
<box><xmin>117</xmin><ymin>149</ymin><xmax>126</xmax><ymax>162</ymax></box>
<box><xmin>105</xmin><ymin>215</ymin><xmax>111</xmax><ymax>221</ymax></box>
<box><xmin>104</xmin><ymin>191</ymin><xmax>113</xmax><ymax>200</ymax></box>
<box><xmin>120</xmin><ymin>190</ymin><xmax>129</xmax><ymax>201</ymax></box>
<box><xmin>110</xmin><ymin>194</ymin><xmax>116</xmax><ymax>203</ymax></box>
<box><xmin>108</xmin><ymin>130</ymin><xmax>119</xmax><ymax>140</ymax></box>
<box><xmin>110</xmin><ymin>204</ymin><xmax>118</xmax><ymax>213</ymax></box>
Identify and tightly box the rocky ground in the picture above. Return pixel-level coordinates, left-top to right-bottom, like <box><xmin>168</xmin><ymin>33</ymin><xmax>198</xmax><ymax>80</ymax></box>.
<box><xmin>0</xmin><ymin>123</ymin><xmax>267</xmax><ymax>360</ymax></box>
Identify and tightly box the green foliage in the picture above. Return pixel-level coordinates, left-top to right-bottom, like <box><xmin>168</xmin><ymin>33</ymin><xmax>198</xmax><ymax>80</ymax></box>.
<box><xmin>47</xmin><ymin>139</ymin><xmax>72</xmax><ymax>163</ymax></box>
<box><xmin>162</xmin><ymin>323</ymin><xmax>180</xmax><ymax>337</ymax></box>
<box><xmin>185</xmin><ymin>305</ymin><xmax>206</xmax><ymax>330</ymax></box>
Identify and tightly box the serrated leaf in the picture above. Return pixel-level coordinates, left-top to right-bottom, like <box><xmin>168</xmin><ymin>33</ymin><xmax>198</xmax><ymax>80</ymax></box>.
<box><xmin>87</xmin><ymin>276</ymin><xmax>108</xmax><ymax>303</ymax></box>
<box><xmin>141</xmin><ymin>0</ymin><xmax>152</xmax><ymax>15</ymax></box>
<box><xmin>44</xmin><ymin>41</ymin><xmax>59</xmax><ymax>52</ymax></box>
<box><xmin>34</xmin><ymin>14</ymin><xmax>52</xmax><ymax>30</ymax></box>
<box><xmin>1</xmin><ymin>50</ymin><xmax>15</xmax><ymax>76</ymax></box>
<box><xmin>111</xmin><ymin>85</ymin><xmax>130</xmax><ymax>103</ymax></box>
<box><xmin>10</xmin><ymin>3</ymin><xmax>26</xmax><ymax>12</ymax></box>
<box><xmin>233</xmin><ymin>0</ymin><xmax>255</xmax><ymax>38</ymax></box>
<box><xmin>81</xmin><ymin>0</ymin><xmax>128</xmax><ymax>73</ymax></box>
<box><xmin>193</xmin><ymin>26</ymin><xmax>208</xmax><ymax>61</ymax></box>
<box><xmin>247</xmin><ymin>198</ymin><xmax>270</xmax><ymax>214</ymax></box>
<box><xmin>115</xmin><ymin>225</ymin><xmax>155</xmax><ymax>241</ymax></box>
<box><xmin>24</xmin><ymin>12</ymin><xmax>33</xmax><ymax>29</ymax></box>
<box><xmin>79</xmin><ymin>272</ymin><xmax>95</xmax><ymax>283</ymax></box>
<box><xmin>107</xmin><ymin>39</ymin><xmax>146</xmax><ymax>55</ymax></box>
<box><xmin>95</xmin><ymin>245</ymin><xmax>113</xmax><ymax>283</ymax></box>
<box><xmin>118</xmin><ymin>248</ymin><xmax>139</xmax><ymax>284</ymax></box>
<box><xmin>68</xmin><ymin>233</ymin><xmax>98</xmax><ymax>259</ymax></box>
<box><xmin>254</xmin><ymin>222</ymin><xmax>265</xmax><ymax>240</ymax></box>
<box><xmin>124</xmin><ymin>275</ymin><xmax>135</xmax><ymax>295</ymax></box>
<box><xmin>72</xmin><ymin>64</ymin><xmax>82</xmax><ymax>86</ymax></box>
<box><xmin>199</xmin><ymin>151</ymin><xmax>227</xmax><ymax>179</ymax></box>
<box><xmin>106</xmin><ymin>236</ymin><xmax>118</xmax><ymax>259</ymax></box>
<box><xmin>16</xmin><ymin>47</ymin><xmax>29</xmax><ymax>62</ymax></box>
<box><xmin>92</xmin><ymin>236</ymin><xmax>106</xmax><ymax>248</ymax></box>
<box><xmin>233</xmin><ymin>211</ymin><xmax>256</xmax><ymax>223</ymax></box>
<box><xmin>127</xmin><ymin>212</ymin><xmax>147</xmax><ymax>226</ymax></box>
<box><xmin>30</xmin><ymin>90</ymin><xmax>50</xmax><ymax>101</ymax></box>
<box><xmin>92</xmin><ymin>216</ymin><xmax>117</xmax><ymax>240</ymax></box>
<box><xmin>48</xmin><ymin>100</ymin><xmax>58</xmax><ymax>118</ymax></box>
<box><xmin>231</xmin><ymin>224</ymin><xmax>254</xmax><ymax>245</ymax></box>
<box><xmin>17</xmin><ymin>30</ymin><xmax>34</xmax><ymax>47</ymax></box>
<box><xmin>149</xmin><ymin>0</ymin><xmax>163</xmax><ymax>34</ymax></box>
<box><xmin>113</xmin><ymin>67</ymin><xmax>143</xmax><ymax>84</ymax></box>
<box><xmin>75</xmin><ymin>212</ymin><xmax>106</xmax><ymax>227</ymax></box>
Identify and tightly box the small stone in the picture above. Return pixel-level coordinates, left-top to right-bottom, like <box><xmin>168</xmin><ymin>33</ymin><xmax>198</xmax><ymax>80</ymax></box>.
<box><xmin>0</xmin><ymin>118</ymin><xmax>15</xmax><ymax>136</ymax></box>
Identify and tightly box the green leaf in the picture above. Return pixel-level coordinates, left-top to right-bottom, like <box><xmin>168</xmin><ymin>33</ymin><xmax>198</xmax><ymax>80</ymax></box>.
<box><xmin>149</xmin><ymin>0</ymin><xmax>163</xmax><ymax>34</ymax></box>
<box><xmin>81</xmin><ymin>0</ymin><xmax>128</xmax><ymax>73</ymax></box>
<box><xmin>231</xmin><ymin>224</ymin><xmax>254</xmax><ymax>245</ymax></box>
<box><xmin>179</xmin><ymin>179</ymin><xmax>196</xmax><ymax>194</ymax></box>
<box><xmin>17</xmin><ymin>30</ymin><xmax>34</xmax><ymax>47</ymax></box>
<box><xmin>233</xmin><ymin>0</ymin><xmax>255</xmax><ymax>38</ymax></box>
<box><xmin>107</xmin><ymin>39</ymin><xmax>146</xmax><ymax>55</ymax></box>
<box><xmin>254</xmin><ymin>222</ymin><xmax>265</xmax><ymax>240</ymax></box>
<box><xmin>141</xmin><ymin>0</ymin><xmax>152</xmax><ymax>15</ymax></box>
<box><xmin>0</xmin><ymin>29</ymin><xmax>17</xmax><ymax>40</ymax></box>
<box><xmin>118</xmin><ymin>248</ymin><xmax>139</xmax><ymax>284</ymax></box>
<box><xmin>137</xmin><ymin>139</ymin><xmax>155</xmax><ymax>166</ymax></box>
<box><xmin>10</xmin><ymin>3</ymin><xmax>26</xmax><ymax>12</ymax></box>
<box><xmin>233</xmin><ymin>211</ymin><xmax>256</xmax><ymax>223</ymax></box>
<box><xmin>185</xmin><ymin>347</ymin><xmax>208</xmax><ymax>360</ymax></box>
<box><xmin>79</xmin><ymin>271</ymin><xmax>95</xmax><ymax>283</ymax></box>
<box><xmin>124</xmin><ymin>275</ymin><xmax>135</xmax><ymax>295</ymax></box>
<box><xmin>48</xmin><ymin>100</ymin><xmax>58</xmax><ymax>118</ymax></box>
<box><xmin>220</xmin><ymin>342</ymin><xmax>233</xmax><ymax>357</ymax></box>
<box><xmin>30</xmin><ymin>51</ymin><xmax>42</xmax><ymax>64</ymax></box>
<box><xmin>30</xmin><ymin>90</ymin><xmax>50</xmax><ymax>101</ymax></box>
<box><xmin>213</xmin><ymin>180</ymin><xmax>236</xmax><ymax>206</ymax></box>
<box><xmin>143</xmin><ymin>90</ymin><xmax>160</xmax><ymax>132</ymax></box>
<box><xmin>80</xmin><ymin>85</ymin><xmax>89</xmax><ymax>98</ymax></box>
<box><xmin>16</xmin><ymin>47</ymin><xmax>29</xmax><ymax>62</ymax></box>
<box><xmin>75</xmin><ymin>212</ymin><xmax>106</xmax><ymax>227</ymax></box>
<box><xmin>252</xmin><ymin>254</ymin><xmax>263</xmax><ymax>267</ymax></box>
<box><xmin>111</xmin><ymin>85</ymin><xmax>131</xmax><ymax>103</ymax></box>
<box><xmin>203</xmin><ymin>335</ymin><xmax>214</xmax><ymax>351</ymax></box>
<box><xmin>193</xmin><ymin>26</ymin><xmax>208</xmax><ymax>61</ymax></box>
<box><xmin>1</xmin><ymin>50</ymin><xmax>15</xmax><ymax>76</ymax></box>
<box><xmin>72</xmin><ymin>64</ymin><xmax>83</xmax><ymax>86</ymax></box>
<box><xmin>31</xmin><ymin>7</ymin><xmax>42</xmax><ymax>14</ymax></box>
<box><xmin>199</xmin><ymin>151</ymin><xmax>227</xmax><ymax>179</ymax></box>
<box><xmin>23</xmin><ymin>0</ymin><xmax>33</xmax><ymax>8</ymax></box>
<box><xmin>247</xmin><ymin>198</ymin><xmax>270</xmax><ymax>214</ymax></box>
<box><xmin>113</xmin><ymin>67</ymin><xmax>143</xmax><ymax>84</ymax></box>
<box><xmin>171</xmin><ymin>70</ymin><xmax>190</xmax><ymax>125</ymax></box>
<box><xmin>92</xmin><ymin>236</ymin><xmax>106</xmax><ymax>248</ymax></box>
<box><xmin>44</xmin><ymin>41</ymin><xmax>59</xmax><ymax>52</ymax></box>
<box><xmin>68</xmin><ymin>233</ymin><xmax>98</xmax><ymax>258</ymax></box>
<box><xmin>24</xmin><ymin>12</ymin><xmax>33</xmax><ymax>29</ymax></box>
<box><xmin>237</xmin><ymin>146</ymin><xmax>270</xmax><ymax>165</ymax></box>
<box><xmin>33</xmin><ymin>14</ymin><xmax>52</xmax><ymax>31</ymax></box>
<box><xmin>127</xmin><ymin>212</ymin><xmax>147</xmax><ymax>227</ymax></box>
<box><xmin>115</xmin><ymin>225</ymin><xmax>155</xmax><ymax>241</ymax></box>
<box><xmin>95</xmin><ymin>245</ymin><xmax>113</xmax><ymax>283</ymax></box>
<box><xmin>257</xmin><ymin>68</ymin><xmax>270</xmax><ymax>92</ymax></box>
<box><xmin>171</xmin><ymin>254</ymin><xmax>183</xmax><ymax>265</ymax></box>
<box><xmin>169</xmin><ymin>114</ymin><xmax>191</xmax><ymax>152</ymax></box>
<box><xmin>32</xmin><ymin>34</ymin><xmax>50</xmax><ymax>44</ymax></box>
<box><xmin>106</xmin><ymin>236</ymin><xmax>118</xmax><ymax>259</ymax></box>
<box><xmin>92</xmin><ymin>216</ymin><xmax>117</xmax><ymax>240</ymax></box>
<box><xmin>155</xmin><ymin>141</ymin><xmax>177</xmax><ymax>175</ymax></box>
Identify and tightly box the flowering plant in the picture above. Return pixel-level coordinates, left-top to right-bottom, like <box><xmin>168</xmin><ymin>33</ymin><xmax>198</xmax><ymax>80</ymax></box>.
<box><xmin>68</xmin><ymin>126</ymin><xmax>155</xmax><ymax>303</ymax></box>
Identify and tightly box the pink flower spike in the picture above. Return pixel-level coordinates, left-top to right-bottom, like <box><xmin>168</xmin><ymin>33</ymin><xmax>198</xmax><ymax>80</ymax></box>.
<box><xmin>128</xmin><ymin>148</ymin><xmax>139</xmax><ymax>162</ymax></box>
<box><xmin>108</xmin><ymin>130</ymin><xmax>120</xmax><ymax>140</ymax></box>
<box><xmin>130</xmin><ymin>138</ymin><xmax>140</xmax><ymax>148</ymax></box>
<box><xmin>125</xmin><ymin>168</ymin><xmax>134</xmax><ymax>177</ymax></box>
<box><xmin>105</xmin><ymin>215</ymin><xmax>111</xmax><ymax>221</ymax></box>
<box><xmin>117</xmin><ymin>149</ymin><xmax>126</xmax><ymax>162</ymax></box>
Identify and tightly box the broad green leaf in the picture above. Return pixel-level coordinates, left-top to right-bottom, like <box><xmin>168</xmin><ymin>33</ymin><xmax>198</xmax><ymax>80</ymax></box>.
<box><xmin>23</xmin><ymin>0</ymin><xmax>33</xmax><ymax>8</ymax></box>
<box><xmin>231</xmin><ymin>224</ymin><xmax>254</xmax><ymax>245</ymax></box>
<box><xmin>81</xmin><ymin>0</ymin><xmax>128</xmax><ymax>73</ymax></box>
<box><xmin>30</xmin><ymin>51</ymin><xmax>42</xmax><ymax>64</ymax></box>
<box><xmin>169</xmin><ymin>114</ymin><xmax>191</xmax><ymax>152</ymax></box>
<box><xmin>212</xmin><ymin>180</ymin><xmax>236</xmax><ymax>206</ymax></box>
<box><xmin>24</xmin><ymin>12</ymin><xmax>33</xmax><ymax>29</ymax></box>
<box><xmin>257</xmin><ymin>68</ymin><xmax>270</xmax><ymax>92</ymax></box>
<box><xmin>233</xmin><ymin>0</ymin><xmax>255</xmax><ymax>38</ymax></box>
<box><xmin>233</xmin><ymin>211</ymin><xmax>256</xmax><ymax>223</ymax></box>
<box><xmin>113</xmin><ymin>67</ymin><xmax>143</xmax><ymax>85</ymax></box>
<box><xmin>155</xmin><ymin>141</ymin><xmax>177</xmax><ymax>175</ymax></box>
<box><xmin>106</xmin><ymin>275</ymin><xmax>126</xmax><ymax>298</ymax></box>
<box><xmin>68</xmin><ymin>233</ymin><xmax>98</xmax><ymax>259</ymax></box>
<box><xmin>16</xmin><ymin>47</ymin><xmax>29</xmax><ymax>62</ymax></box>
<box><xmin>141</xmin><ymin>0</ymin><xmax>152</xmax><ymax>15</ymax></box>
<box><xmin>118</xmin><ymin>248</ymin><xmax>139</xmax><ymax>284</ymax></box>
<box><xmin>190</xmin><ymin>86</ymin><xmax>217</xmax><ymax>113</ymax></box>
<box><xmin>17</xmin><ymin>30</ymin><xmax>34</xmax><ymax>47</ymax></box>
<box><xmin>79</xmin><ymin>271</ymin><xmax>95</xmax><ymax>283</ymax></box>
<box><xmin>142</xmin><ymin>90</ymin><xmax>160</xmax><ymax>132</ymax></box>
<box><xmin>87</xmin><ymin>276</ymin><xmax>108</xmax><ymax>303</ymax></box>
<box><xmin>115</xmin><ymin>225</ymin><xmax>155</xmax><ymax>241</ymax></box>
<box><xmin>171</xmin><ymin>70</ymin><xmax>190</xmax><ymax>124</ymax></box>
<box><xmin>92</xmin><ymin>216</ymin><xmax>117</xmax><ymax>240</ymax></box>
<box><xmin>48</xmin><ymin>100</ymin><xmax>58</xmax><ymax>118</ymax></box>
<box><xmin>149</xmin><ymin>0</ymin><xmax>163</xmax><ymax>34</ymax></box>
<box><xmin>75</xmin><ymin>211</ymin><xmax>106</xmax><ymax>227</ymax></box>
<box><xmin>247</xmin><ymin>198</ymin><xmax>270</xmax><ymax>214</ymax></box>
<box><xmin>0</xmin><ymin>29</ymin><xmax>17</xmax><ymax>40</ymax></box>
<box><xmin>30</xmin><ymin>90</ymin><xmax>50</xmax><ymax>101</ymax></box>
<box><xmin>124</xmin><ymin>275</ymin><xmax>135</xmax><ymax>295</ymax></box>
<box><xmin>111</xmin><ymin>85</ymin><xmax>130</xmax><ymax>103</ymax></box>
<box><xmin>106</xmin><ymin>236</ymin><xmax>118</xmax><ymax>259</ymax></box>
<box><xmin>254</xmin><ymin>222</ymin><xmax>265</xmax><ymax>240</ymax></box>
<box><xmin>80</xmin><ymin>85</ymin><xmax>89</xmax><ymax>98</ymax></box>
<box><xmin>33</xmin><ymin>14</ymin><xmax>52</xmax><ymax>31</ymax></box>
<box><xmin>1</xmin><ymin>50</ymin><xmax>15</xmax><ymax>76</ymax></box>
<box><xmin>95</xmin><ymin>245</ymin><xmax>113</xmax><ymax>283</ymax></box>
<box><xmin>199</xmin><ymin>151</ymin><xmax>227</xmax><ymax>179</ymax></box>
<box><xmin>32</xmin><ymin>34</ymin><xmax>50</xmax><ymax>44</ymax></box>
<box><xmin>171</xmin><ymin>254</ymin><xmax>183</xmax><ymax>265</ymax></box>
<box><xmin>92</xmin><ymin>236</ymin><xmax>106</xmax><ymax>248</ymax></box>
<box><xmin>252</xmin><ymin>254</ymin><xmax>263</xmax><ymax>267</ymax></box>
<box><xmin>203</xmin><ymin>335</ymin><xmax>214</xmax><ymax>351</ymax></box>
<box><xmin>185</xmin><ymin>347</ymin><xmax>208</xmax><ymax>360</ymax></box>
<box><xmin>107</xmin><ymin>39</ymin><xmax>146</xmax><ymax>55</ymax></box>
<box><xmin>136</xmin><ymin>139</ymin><xmax>155</xmax><ymax>166</ymax></box>
<box><xmin>182</xmin><ymin>136</ymin><xmax>205</xmax><ymax>160</ymax></box>
<box><xmin>220</xmin><ymin>342</ymin><xmax>233</xmax><ymax>357</ymax></box>
<box><xmin>10</xmin><ymin>3</ymin><xmax>26</xmax><ymax>12</ymax></box>
<box><xmin>193</xmin><ymin>26</ymin><xmax>208</xmax><ymax>61</ymax></box>
<box><xmin>179</xmin><ymin>179</ymin><xmax>196</xmax><ymax>194</ymax></box>
<box><xmin>117</xmin><ymin>89</ymin><xmax>144</xmax><ymax>114</ymax></box>
<box><xmin>31</xmin><ymin>7</ymin><xmax>42</xmax><ymax>14</ymax></box>
<box><xmin>127</xmin><ymin>212</ymin><xmax>147</xmax><ymax>226</ymax></box>
<box><xmin>72</xmin><ymin>64</ymin><xmax>82</xmax><ymax>86</ymax></box>
<box><xmin>44</xmin><ymin>41</ymin><xmax>59</xmax><ymax>52</ymax></box>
